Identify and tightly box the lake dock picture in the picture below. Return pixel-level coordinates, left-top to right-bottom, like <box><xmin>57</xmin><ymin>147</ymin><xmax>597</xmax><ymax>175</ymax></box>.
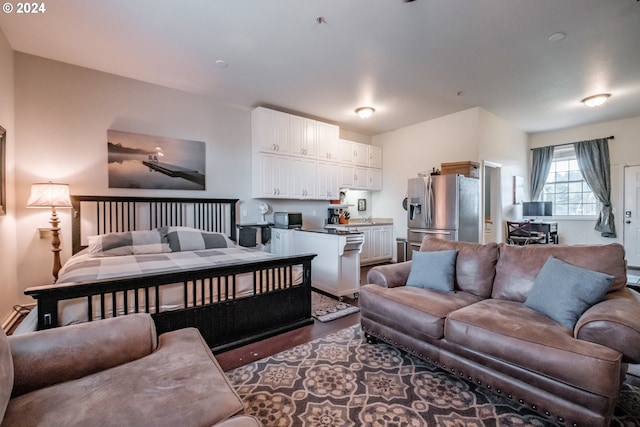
<box><xmin>108</xmin><ymin>130</ymin><xmax>206</xmax><ymax>190</ymax></box>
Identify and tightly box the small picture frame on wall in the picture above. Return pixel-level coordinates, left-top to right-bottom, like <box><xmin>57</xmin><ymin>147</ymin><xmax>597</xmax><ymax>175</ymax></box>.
<box><xmin>357</xmin><ymin>198</ymin><xmax>366</xmax><ymax>211</ymax></box>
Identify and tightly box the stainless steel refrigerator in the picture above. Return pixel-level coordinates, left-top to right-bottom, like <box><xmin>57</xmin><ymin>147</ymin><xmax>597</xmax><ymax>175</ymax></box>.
<box><xmin>407</xmin><ymin>174</ymin><xmax>479</xmax><ymax>258</ymax></box>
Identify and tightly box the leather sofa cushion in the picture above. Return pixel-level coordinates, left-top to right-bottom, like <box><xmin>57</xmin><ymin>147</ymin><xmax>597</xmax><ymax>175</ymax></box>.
<box><xmin>420</xmin><ymin>238</ymin><xmax>499</xmax><ymax>298</ymax></box>
<box><xmin>445</xmin><ymin>299</ymin><xmax>622</xmax><ymax>396</ymax></box>
<box><xmin>9</xmin><ymin>313</ymin><xmax>158</xmax><ymax>397</ymax></box>
<box><xmin>3</xmin><ymin>328</ymin><xmax>244</xmax><ymax>427</ymax></box>
<box><xmin>0</xmin><ymin>330</ymin><xmax>12</xmax><ymax>422</ymax></box>
<box><xmin>492</xmin><ymin>243</ymin><xmax>626</xmax><ymax>302</ymax></box>
<box><xmin>360</xmin><ymin>284</ymin><xmax>484</xmax><ymax>340</ymax></box>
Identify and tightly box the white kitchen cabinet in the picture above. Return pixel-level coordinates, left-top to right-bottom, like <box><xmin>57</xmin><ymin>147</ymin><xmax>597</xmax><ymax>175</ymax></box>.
<box><xmin>252</xmin><ymin>153</ymin><xmax>291</xmax><ymax>198</ymax></box>
<box><xmin>316</xmin><ymin>121</ymin><xmax>340</xmax><ymax>161</ymax></box>
<box><xmin>339</xmin><ymin>164</ymin><xmax>355</xmax><ymax>188</ymax></box>
<box><xmin>290</xmin><ymin>157</ymin><xmax>317</xmax><ymax>199</ymax></box>
<box><xmin>251</xmin><ymin>107</ymin><xmax>291</xmax><ymax>154</ymax></box>
<box><xmin>271</xmin><ymin>228</ymin><xmax>296</xmax><ymax>256</ymax></box>
<box><xmin>353</xmin><ymin>166</ymin><xmax>369</xmax><ymax>189</ymax></box>
<box><xmin>339</xmin><ymin>165</ymin><xmax>382</xmax><ymax>191</ymax></box>
<box><xmin>369</xmin><ymin>145</ymin><xmax>382</xmax><ymax>168</ymax></box>
<box><xmin>380</xmin><ymin>226</ymin><xmax>393</xmax><ymax>260</ymax></box>
<box><xmin>359</xmin><ymin>227</ymin><xmax>372</xmax><ymax>264</ymax></box>
<box><xmin>338</xmin><ymin>139</ymin><xmax>355</xmax><ymax>164</ymax></box>
<box><xmin>368</xmin><ymin>168</ymin><xmax>382</xmax><ymax>191</ymax></box>
<box><xmin>293</xmin><ymin>230</ymin><xmax>365</xmax><ymax>298</ymax></box>
<box><xmin>353</xmin><ymin>143</ymin><xmax>369</xmax><ymax>166</ymax></box>
<box><xmin>339</xmin><ymin>140</ymin><xmax>374</xmax><ymax>166</ymax></box>
<box><xmin>317</xmin><ymin>161</ymin><xmax>340</xmax><ymax>200</ymax></box>
<box><xmin>370</xmin><ymin>226</ymin><xmax>393</xmax><ymax>261</ymax></box>
<box><xmin>289</xmin><ymin>115</ymin><xmax>317</xmax><ymax>158</ymax></box>
<box><xmin>327</xmin><ymin>224</ymin><xmax>393</xmax><ymax>265</ymax></box>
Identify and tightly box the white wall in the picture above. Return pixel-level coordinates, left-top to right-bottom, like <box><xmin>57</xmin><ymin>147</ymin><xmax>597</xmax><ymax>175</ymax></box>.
<box><xmin>11</xmin><ymin>54</ymin><xmax>366</xmax><ymax>298</ymax></box>
<box><xmin>477</xmin><ymin>108</ymin><xmax>529</xmax><ymax>242</ymax></box>
<box><xmin>371</xmin><ymin>107</ymin><xmax>528</xmax><ymax>249</ymax></box>
<box><xmin>0</xmin><ymin>29</ymin><xmax>17</xmax><ymax>323</ymax></box>
<box><xmin>528</xmin><ymin>115</ymin><xmax>640</xmax><ymax>245</ymax></box>
<box><xmin>12</xmin><ymin>54</ymin><xmax>253</xmax><ymax>294</ymax></box>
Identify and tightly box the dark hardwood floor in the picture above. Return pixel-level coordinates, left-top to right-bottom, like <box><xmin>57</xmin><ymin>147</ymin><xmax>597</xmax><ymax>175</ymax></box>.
<box><xmin>216</xmin><ymin>263</ymin><xmax>383</xmax><ymax>371</ymax></box>
<box><xmin>216</xmin><ymin>310</ymin><xmax>360</xmax><ymax>371</ymax></box>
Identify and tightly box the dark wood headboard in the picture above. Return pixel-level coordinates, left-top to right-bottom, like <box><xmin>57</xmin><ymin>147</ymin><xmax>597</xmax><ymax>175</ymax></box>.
<box><xmin>71</xmin><ymin>195</ymin><xmax>239</xmax><ymax>254</ymax></box>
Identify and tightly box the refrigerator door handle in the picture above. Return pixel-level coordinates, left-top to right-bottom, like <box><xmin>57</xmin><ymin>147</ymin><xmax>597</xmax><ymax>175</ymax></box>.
<box><xmin>409</xmin><ymin>229</ymin><xmax>452</xmax><ymax>235</ymax></box>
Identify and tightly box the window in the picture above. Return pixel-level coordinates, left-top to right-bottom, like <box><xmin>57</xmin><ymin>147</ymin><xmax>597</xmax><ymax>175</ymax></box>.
<box><xmin>541</xmin><ymin>146</ymin><xmax>597</xmax><ymax>216</ymax></box>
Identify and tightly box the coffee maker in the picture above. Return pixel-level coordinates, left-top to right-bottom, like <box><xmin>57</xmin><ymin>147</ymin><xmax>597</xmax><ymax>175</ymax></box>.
<box><xmin>328</xmin><ymin>207</ymin><xmax>341</xmax><ymax>224</ymax></box>
<box><xmin>327</xmin><ymin>207</ymin><xmax>349</xmax><ymax>224</ymax></box>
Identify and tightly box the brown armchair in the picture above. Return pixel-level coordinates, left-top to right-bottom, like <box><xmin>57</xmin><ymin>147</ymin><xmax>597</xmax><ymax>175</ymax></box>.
<box><xmin>1</xmin><ymin>314</ymin><xmax>260</xmax><ymax>427</ymax></box>
<box><xmin>506</xmin><ymin>220</ymin><xmax>543</xmax><ymax>245</ymax></box>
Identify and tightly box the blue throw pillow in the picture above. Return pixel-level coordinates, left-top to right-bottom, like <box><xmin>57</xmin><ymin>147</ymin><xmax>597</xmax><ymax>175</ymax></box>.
<box><xmin>406</xmin><ymin>250</ymin><xmax>458</xmax><ymax>293</ymax></box>
<box><xmin>524</xmin><ymin>256</ymin><xmax>613</xmax><ymax>330</ymax></box>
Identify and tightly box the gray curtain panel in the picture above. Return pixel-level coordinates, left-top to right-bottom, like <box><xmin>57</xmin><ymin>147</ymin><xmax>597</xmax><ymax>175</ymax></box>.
<box><xmin>530</xmin><ymin>146</ymin><xmax>554</xmax><ymax>201</ymax></box>
<box><xmin>574</xmin><ymin>138</ymin><xmax>616</xmax><ymax>237</ymax></box>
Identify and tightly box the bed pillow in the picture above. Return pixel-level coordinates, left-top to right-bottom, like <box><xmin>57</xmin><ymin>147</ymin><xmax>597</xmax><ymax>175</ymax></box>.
<box><xmin>524</xmin><ymin>256</ymin><xmax>613</xmax><ymax>330</ymax></box>
<box><xmin>87</xmin><ymin>230</ymin><xmax>170</xmax><ymax>257</ymax></box>
<box><xmin>162</xmin><ymin>226</ymin><xmax>234</xmax><ymax>252</ymax></box>
<box><xmin>406</xmin><ymin>250</ymin><xmax>457</xmax><ymax>293</ymax></box>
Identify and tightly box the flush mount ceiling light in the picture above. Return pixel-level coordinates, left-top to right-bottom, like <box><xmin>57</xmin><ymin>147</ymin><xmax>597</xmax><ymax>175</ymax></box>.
<box><xmin>581</xmin><ymin>93</ymin><xmax>611</xmax><ymax>108</ymax></box>
<box><xmin>355</xmin><ymin>107</ymin><xmax>375</xmax><ymax>119</ymax></box>
<box><xmin>548</xmin><ymin>31</ymin><xmax>566</xmax><ymax>42</ymax></box>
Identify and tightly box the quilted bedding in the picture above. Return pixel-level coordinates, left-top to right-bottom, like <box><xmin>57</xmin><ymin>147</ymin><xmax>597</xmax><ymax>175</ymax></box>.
<box><xmin>53</xmin><ymin>247</ymin><xmax>304</xmax><ymax>326</ymax></box>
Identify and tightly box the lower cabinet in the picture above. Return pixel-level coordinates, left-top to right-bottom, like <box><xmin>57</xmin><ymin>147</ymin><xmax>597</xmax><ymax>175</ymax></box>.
<box><xmin>364</xmin><ymin>225</ymin><xmax>393</xmax><ymax>265</ymax></box>
<box><xmin>271</xmin><ymin>228</ymin><xmax>296</xmax><ymax>256</ymax></box>
<box><xmin>331</xmin><ymin>224</ymin><xmax>393</xmax><ymax>266</ymax></box>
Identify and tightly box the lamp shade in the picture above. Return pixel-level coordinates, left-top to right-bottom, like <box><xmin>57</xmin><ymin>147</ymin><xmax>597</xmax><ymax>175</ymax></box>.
<box><xmin>27</xmin><ymin>182</ymin><xmax>72</xmax><ymax>208</ymax></box>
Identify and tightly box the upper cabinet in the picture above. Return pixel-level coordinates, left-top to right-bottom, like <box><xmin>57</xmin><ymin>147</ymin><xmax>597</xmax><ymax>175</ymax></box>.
<box><xmin>251</xmin><ymin>107</ymin><xmax>291</xmax><ymax>154</ymax></box>
<box><xmin>337</xmin><ymin>139</ymin><xmax>383</xmax><ymax>190</ymax></box>
<box><xmin>353</xmin><ymin>143</ymin><xmax>369</xmax><ymax>166</ymax></box>
<box><xmin>339</xmin><ymin>139</ymin><xmax>382</xmax><ymax>168</ymax></box>
<box><xmin>251</xmin><ymin>107</ymin><xmax>383</xmax><ymax>198</ymax></box>
<box><xmin>369</xmin><ymin>145</ymin><xmax>382</xmax><ymax>169</ymax></box>
<box><xmin>316</xmin><ymin>121</ymin><xmax>340</xmax><ymax>161</ymax></box>
<box><xmin>289</xmin><ymin>115</ymin><xmax>317</xmax><ymax>158</ymax></box>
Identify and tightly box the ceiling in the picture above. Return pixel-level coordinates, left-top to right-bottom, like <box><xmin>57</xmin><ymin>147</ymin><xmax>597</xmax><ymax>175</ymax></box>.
<box><xmin>1</xmin><ymin>0</ymin><xmax>640</xmax><ymax>136</ymax></box>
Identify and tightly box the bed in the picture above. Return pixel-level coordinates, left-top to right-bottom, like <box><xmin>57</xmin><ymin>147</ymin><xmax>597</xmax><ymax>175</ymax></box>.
<box><xmin>23</xmin><ymin>195</ymin><xmax>315</xmax><ymax>353</ymax></box>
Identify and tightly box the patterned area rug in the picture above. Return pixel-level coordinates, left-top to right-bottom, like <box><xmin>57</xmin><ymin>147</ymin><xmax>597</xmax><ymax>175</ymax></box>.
<box><xmin>311</xmin><ymin>291</ymin><xmax>360</xmax><ymax>322</ymax></box>
<box><xmin>226</xmin><ymin>325</ymin><xmax>640</xmax><ymax>427</ymax></box>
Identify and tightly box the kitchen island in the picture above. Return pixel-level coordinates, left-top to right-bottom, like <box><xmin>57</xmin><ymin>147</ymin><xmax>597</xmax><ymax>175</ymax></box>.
<box><xmin>293</xmin><ymin>228</ymin><xmax>365</xmax><ymax>299</ymax></box>
<box><xmin>324</xmin><ymin>219</ymin><xmax>393</xmax><ymax>265</ymax></box>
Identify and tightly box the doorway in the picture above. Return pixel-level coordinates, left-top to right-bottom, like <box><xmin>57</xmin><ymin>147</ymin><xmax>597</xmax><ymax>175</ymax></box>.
<box><xmin>623</xmin><ymin>165</ymin><xmax>640</xmax><ymax>268</ymax></box>
<box><xmin>483</xmin><ymin>161</ymin><xmax>502</xmax><ymax>243</ymax></box>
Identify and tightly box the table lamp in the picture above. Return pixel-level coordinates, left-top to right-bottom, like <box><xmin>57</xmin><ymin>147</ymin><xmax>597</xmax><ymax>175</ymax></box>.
<box><xmin>27</xmin><ymin>182</ymin><xmax>72</xmax><ymax>281</ymax></box>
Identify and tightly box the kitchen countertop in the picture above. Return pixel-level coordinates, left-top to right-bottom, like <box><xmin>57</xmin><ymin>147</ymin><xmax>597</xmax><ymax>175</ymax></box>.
<box><xmin>324</xmin><ymin>218</ymin><xmax>393</xmax><ymax>228</ymax></box>
<box><xmin>298</xmin><ymin>228</ymin><xmax>363</xmax><ymax>235</ymax></box>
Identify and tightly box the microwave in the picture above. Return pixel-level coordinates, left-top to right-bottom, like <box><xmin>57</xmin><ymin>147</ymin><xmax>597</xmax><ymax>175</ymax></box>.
<box><xmin>273</xmin><ymin>212</ymin><xmax>303</xmax><ymax>229</ymax></box>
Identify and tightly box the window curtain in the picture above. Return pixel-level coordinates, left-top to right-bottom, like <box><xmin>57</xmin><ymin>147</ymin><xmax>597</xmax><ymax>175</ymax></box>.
<box><xmin>530</xmin><ymin>146</ymin><xmax>554</xmax><ymax>201</ymax></box>
<box><xmin>574</xmin><ymin>138</ymin><xmax>616</xmax><ymax>237</ymax></box>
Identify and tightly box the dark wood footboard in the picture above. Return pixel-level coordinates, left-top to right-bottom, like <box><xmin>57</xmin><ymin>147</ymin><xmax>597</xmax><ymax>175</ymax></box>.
<box><xmin>24</xmin><ymin>254</ymin><xmax>315</xmax><ymax>353</ymax></box>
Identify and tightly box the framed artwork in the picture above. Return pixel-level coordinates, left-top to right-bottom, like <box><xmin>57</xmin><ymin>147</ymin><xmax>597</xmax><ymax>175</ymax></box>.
<box><xmin>0</xmin><ymin>126</ymin><xmax>6</xmax><ymax>215</ymax></box>
<box><xmin>513</xmin><ymin>175</ymin><xmax>524</xmax><ymax>205</ymax></box>
<box><xmin>107</xmin><ymin>130</ymin><xmax>206</xmax><ymax>190</ymax></box>
<box><xmin>357</xmin><ymin>198</ymin><xmax>366</xmax><ymax>211</ymax></box>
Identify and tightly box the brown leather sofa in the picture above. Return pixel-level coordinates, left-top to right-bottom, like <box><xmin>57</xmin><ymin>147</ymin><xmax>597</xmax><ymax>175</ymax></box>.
<box><xmin>360</xmin><ymin>237</ymin><xmax>640</xmax><ymax>427</ymax></box>
<box><xmin>0</xmin><ymin>313</ymin><xmax>260</xmax><ymax>427</ymax></box>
